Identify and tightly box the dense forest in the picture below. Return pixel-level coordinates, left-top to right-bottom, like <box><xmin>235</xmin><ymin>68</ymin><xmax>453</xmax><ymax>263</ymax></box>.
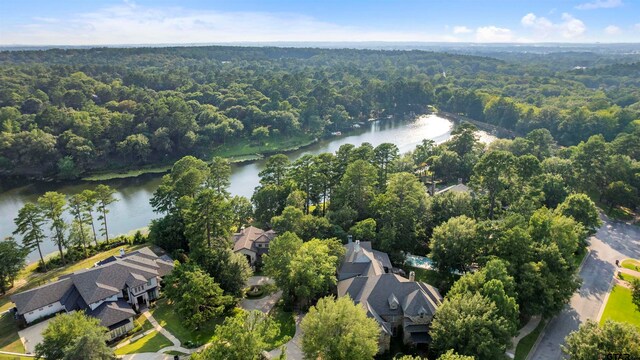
<box><xmin>1</xmin><ymin>46</ymin><xmax>639</xmax><ymax>181</ymax></box>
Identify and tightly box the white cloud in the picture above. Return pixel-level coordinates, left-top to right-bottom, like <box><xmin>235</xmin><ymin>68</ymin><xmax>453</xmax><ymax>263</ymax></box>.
<box><xmin>475</xmin><ymin>26</ymin><xmax>513</xmax><ymax>42</ymax></box>
<box><xmin>520</xmin><ymin>12</ymin><xmax>586</xmax><ymax>39</ymax></box>
<box><xmin>1</xmin><ymin>2</ymin><xmax>455</xmax><ymax>45</ymax></box>
<box><xmin>576</xmin><ymin>0</ymin><xmax>622</xmax><ymax>10</ymax></box>
<box><xmin>604</xmin><ymin>25</ymin><xmax>622</xmax><ymax>35</ymax></box>
<box><xmin>453</xmin><ymin>26</ymin><xmax>472</xmax><ymax>34</ymax></box>
<box><xmin>635</xmin><ymin>23</ymin><xmax>640</xmax><ymax>31</ymax></box>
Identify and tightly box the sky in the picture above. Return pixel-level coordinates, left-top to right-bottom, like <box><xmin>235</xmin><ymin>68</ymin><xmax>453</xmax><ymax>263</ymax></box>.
<box><xmin>0</xmin><ymin>0</ymin><xmax>639</xmax><ymax>45</ymax></box>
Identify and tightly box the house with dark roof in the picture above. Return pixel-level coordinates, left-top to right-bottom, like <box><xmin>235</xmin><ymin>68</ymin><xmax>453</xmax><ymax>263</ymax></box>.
<box><xmin>337</xmin><ymin>240</ymin><xmax>443</xmax><ymax>353</ymax></box>
<box><xmin>232</xmin><ymin>226</ymin><xmax>277</xmax><ymax>266</ymax></box>
<box><xmin>11</xmin><ymin>247</ymin><xmax>173</xmax><ymax>340</ymax></box>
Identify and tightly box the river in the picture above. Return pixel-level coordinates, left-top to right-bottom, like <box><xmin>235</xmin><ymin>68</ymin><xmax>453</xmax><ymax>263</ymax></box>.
<box><xmin>0</xmin><ymin>114</ymin><xmax>494</xmax><ymax>262</ymax></box>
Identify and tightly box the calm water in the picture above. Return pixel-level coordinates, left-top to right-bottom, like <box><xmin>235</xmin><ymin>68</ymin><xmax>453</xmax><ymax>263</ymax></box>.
<box><xmin>1</xmin><ymin>114</ymin><xmax>486</xmax><ymax>262</ymax></box>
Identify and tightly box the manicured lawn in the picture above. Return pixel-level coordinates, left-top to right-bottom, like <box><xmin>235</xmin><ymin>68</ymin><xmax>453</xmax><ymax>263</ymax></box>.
<box><xmin>0</xmin><ymin>355</ymin><xmax>33</xmax><ymax>360</ymax></box>
<box><xmin>514</xmin><ymin>319</ymin><xmax>546</xmax><ymax>360</ymax></box>
<box><xmin>267</xmin><ymin>305</ymin><xmax>296</xmax><ymax>350</ymax></box>
<box><xmin>0</xmin><ymin>312</ymin><xmax>25</xmax><ymax>354</ymax></box>
<box><xmin>0</xmin><ymin>244</ymin><xmax>149</xmax><ymax>313</ymax></box>
<box><xmin>151</xmin><ymin>299</ymin><xmax>221</xmax><ymax>347</ymax></box>
<box><xmin>621</xmin><ymin>259</ymin><xmax>640</xmax><ymax>272</ymax></box>
<box><xmin>600</xmin><ymin>285</ymin><xmax>640</xmax><ymax>328</ymax></box>
<box><xmin>114</xmin><ymin>330</ymin><xmax>172</xmax><ymax>355</ymax></box>
<box><xmin>619</xmin><ymin>272</ymin><xmax>640</xmax><ymax>283</ymax></box>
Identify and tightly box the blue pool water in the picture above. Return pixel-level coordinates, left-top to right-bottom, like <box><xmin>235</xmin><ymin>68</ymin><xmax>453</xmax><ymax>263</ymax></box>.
<box><xmin>405</xmin><ymin>254</ymin><xmax>434</xmax><ymax>270</ymax></box>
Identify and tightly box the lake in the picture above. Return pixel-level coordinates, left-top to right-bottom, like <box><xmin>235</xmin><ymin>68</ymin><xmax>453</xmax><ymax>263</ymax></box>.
<box><xmin>0</xmin><ymin>114</ymin><xmax>492</xmax><ymax>262</ymax></box>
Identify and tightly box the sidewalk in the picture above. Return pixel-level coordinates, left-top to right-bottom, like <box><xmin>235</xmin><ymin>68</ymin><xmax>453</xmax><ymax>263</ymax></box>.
<box><xmin>505</xmin><ymin>316</ymin><xmax>542</xmax><ymax>358</ymax></box>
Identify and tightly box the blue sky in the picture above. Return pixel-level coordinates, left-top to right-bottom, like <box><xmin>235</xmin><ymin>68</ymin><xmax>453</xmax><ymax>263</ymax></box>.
<box><xmin>1</xmin><ymin>0</ymin><xmax>638</xmax><ymax>45</ymax></box>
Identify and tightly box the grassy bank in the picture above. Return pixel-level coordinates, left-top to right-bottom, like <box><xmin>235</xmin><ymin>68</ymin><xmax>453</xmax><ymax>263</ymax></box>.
<box><xmin>81</xmin><ymin>134</ymin><xmax>317</xmax><ymax>182</ymax></box>
<box><xmin>209</xmin><ymin>134</ymin><xmax>317</xmax><ymax>159</ymax></box>
<box><xmin>151</xmin><ymin>299</ymin><xmax>222</xmax><ymax>348</ymax></box>
<box><xmin>114</xmin><ymin>330</ymin><xmax>173</xmax><ymax>355</ymax></box>
<box><xmin>514</xmin><ymin>319</ymin><xmax>546</xmax><ymax>360</ymax></box>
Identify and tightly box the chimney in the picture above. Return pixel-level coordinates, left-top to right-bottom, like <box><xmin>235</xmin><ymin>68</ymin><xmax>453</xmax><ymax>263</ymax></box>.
<box><xmin>409</xmin><ymin>271</ymin><xmax>415</xmax><ymax>282</ymax></box>
<box><xmin>119</xmin><ymin>248</ymin><xmax>125</xmax><ymax>257</ymax></box>
<box><xmin>347</xmin><ymin>235</ymin><xmax>353</xmax><ymax>244</ymax></box>
<box><xmin>354</xmin><ymin>240</ymin><xmax>361</xmax><ymax>252</ymax></box>
<box><xmin>458</xmin><ymin>178</ymin><xmax>463</xmax><ymax>184</ymax></box>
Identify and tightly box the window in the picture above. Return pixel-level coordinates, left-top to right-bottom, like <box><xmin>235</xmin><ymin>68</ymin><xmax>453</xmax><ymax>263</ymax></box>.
<box><xmin>147</xmin><ymin>279</ymin><xmax>152</xmax><ymax>286</ymax></box>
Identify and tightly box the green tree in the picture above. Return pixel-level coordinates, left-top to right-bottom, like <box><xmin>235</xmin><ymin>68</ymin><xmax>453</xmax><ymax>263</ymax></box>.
<box><xmin>301</xmin><ymin>296</ymin><xmax>380</xmax><ymax>360</ymax></box>
<box><xmin>332</xmin><ymin>159</ymin><xmax>378</xmax><ymax>220</ymax></box>
<box><xmin>185</xmin><ymin>189</ymin><xmax>233</xmax><ymax>249</ymax></box>
<box><xmin>562</xmin><ymin>320</ymin><xmax>640</xmax><ymax>360</ymax></box>
<box><xmin>67</xmin><ymin>193</ymin><xmax>89</xmax><ymax>257</ymax></box>
<box><xmin>80</xmin><ymin>189</ymin><xmax>100</xmax><ymax>246</ymax></box>
<box><xmin>38</xmin><ymin>191</ymin><xmax>68</xmax><ymax>264</ymax></box>
<box><xmin>209</xmin><ymin>156</ymin><xmax>231</xmax><ymax>197</ymax></box>
<box><xmin>556</xmin><ymin>193</ymin><xmax>601</xmax><ymax>235</ymax></box>
<box><xmin>263</xmin><ymin>232</ymin><xmax>303</xmax><ymax>303</ymax></box>
<box><xmin>430</xmin><ymin>293</ymin><xmax>511</xmax><ymax>360</ymax></box>
<box><xmin>13</xmin><ymin>202</ymin><xmax>47</xmax><ymax>270</ymax></box>
<box><xmin>349</xmin><ymin>218</ymin><xmax>377</xmax><ymax>242</ymax></box>
<box><xmin>259</xmin><ymin>154</ymin><xmax>290</xmax><ymax>187</ymax></box>
<box><xmin>0</xmin><ymin>238</ymin><xmax>28</xmax><ymax>294</ymax></box>
<box><xmin>375</xmin><ymin>172</ymin><xmax>428</xmax><ymax>257</ymax></box>
<box><xmin>252</xmin><ymin>126</ymin><xmax>269</xmax><ymax>144</ymax></box>
<box><xmin>68</xmin><ymin>220</ymin><xmax>91</xmax><ymax>258</ymax></box>
<box><xmin>35</xmin><ymin>311</ymin><xmax>115</xmax><ymax>360</ymax></box>
<box><xmin>447</xmin><ymin>259</ymin><xmax>519</xmax><ymax>334</ymax></box>
<box><xmin>631</xmin><ymin>278</ymin><xmax>640</xmax><ymax>312</ymax></box>
<box><xmin>604</xmin><ymin>181</ymin><xmax>637</xmax><ymax>210</ymax></box>
<box><xmin>148</xmin><ymin>213</ymin><xmax>188</xmax><ymax>254</ymax></box>
<box><xmin>192</xmin><ymin>310</ymin><xmax>279</xmax><ymax>360</ymax></box>
<box><xmin>94</xmin><ymin>185</ymin><xmax>118</xmax><ymax>243</ymax></box>
<box><xmin>192</xmin><ymin>247</ymin><xmax>252</xmax><ymax>298</ymax></box>
<box><xmin>230</xmin><ymin>195</ymin><xmax>253</xmax><ymax>229</ymax></box>
<box><xmin>438</xmin><ymin>350</ymin><xmax>475</xmax><ymax>360</ymax></box>
<box><xmin>374</xmin><ymin>143</ymin><xmax>399</xmax><ymax>189</ymax></box>
<box><xmin>472</xmin><ymin>151</ymin><xmax>516</xmax><ymax>219</ymax></box>
<box><xmin>430</xmin><ymin>215</ymin><xmax>478</xmax><ymax>273</ymax></box>
<box><xmin>288</xmin><ymin>239</ymin><xmax>340</xmax><ymax>307</ymax></box>
<box><xmin>163</xmin><ymin>262</ymin><xmax>233</xmax><ymax>329</ymax></box>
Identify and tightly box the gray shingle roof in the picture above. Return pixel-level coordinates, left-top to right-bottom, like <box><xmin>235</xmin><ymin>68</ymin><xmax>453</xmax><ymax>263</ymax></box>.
<box><xmin>88</xmin><ymin>300</ymin><xmax>136</xmax><ymax>328</ymax></box>
<box><xmin>12</xmin><ymin>247</ymin><xmax>173</xmax><ymax>316</ymax></box>
<box><xmin>11</xmin><ymin>278</ymin><xmax>74</xmax><ymax>315</ymax></box>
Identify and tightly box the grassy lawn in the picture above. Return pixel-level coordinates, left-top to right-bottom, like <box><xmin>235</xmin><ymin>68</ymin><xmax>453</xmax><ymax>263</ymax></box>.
<box><xmin>0</xmin><ymin>244</ymin><xmax>148</xmax><ymax>313</ymax></box>
<box><xmin>210</xmin><ymin>134</ymin><xmax>316</xmax><ymax>159</ymax></box>
<box><xmin>0</xmin><ymin>355</ymin><xmax>33</xmax><ymax>360</ymax></box>
<box><xmin>164</xmin><ymin>350</ymin><xmax>188</xmax><ymax>356</ymax></box>
<box><xmin>572</xmin><ymin>247</ymin><xmax>589</xmax><ymax>269</ymax></box>
<box><xmin>114</xmin><ymin>330</ymin><xmax>173</xmax><ymax>355</ymax></box>
<box><xmin>267</xmin><ymin>305</ymin><xmax>296</xmax><ymax>351</ymax></box>
<box><xmin>619</xmin><ymin>272</ymin><xmax>640</xmax><ymax>283</ymax></box>
<box><xmin>514</xmin><ymin>319</ymin><xmax>546</xmax><ymax>360</ymax></box>
<box><xmin>621</xmin><ymin>259</ymin><xmax>640</xmax><ymax>272</ymax></box>
<box><xmin>0</xmin><ymin>312</ymin><xmax>25</xmax><ymax>354</ymax></box>
<box><xmin>151</xmin><ymin>299</ymin><xmax>221</xmax><ymax>347</ymax></box>
<box><xmin>113</xmin><ymin>313</ymin><xmax>154</xmax><ymax>347</ymax></box>
<box><xmin>600</xmin><ymin>285</ymin><xmax>640</xmax><ymax>328</ymax></box>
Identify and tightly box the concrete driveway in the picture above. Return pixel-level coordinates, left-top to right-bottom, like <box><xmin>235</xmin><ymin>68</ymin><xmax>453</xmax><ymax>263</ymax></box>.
<box><xmin>18</xmin><ymin>317</ymin><xmax>54</xmax><ymax>354</ymax></box>
<box><xmin>529</xmin><ymin>215</ymin><xmax>640</xmax><ymax>360</ymax></box>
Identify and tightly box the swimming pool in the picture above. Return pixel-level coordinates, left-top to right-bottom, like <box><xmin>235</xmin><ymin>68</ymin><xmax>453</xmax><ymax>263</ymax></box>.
<box><xmin>405</xmin><ymin>254</ymin><xmax>434</xmax><ymax>270</ymax></box>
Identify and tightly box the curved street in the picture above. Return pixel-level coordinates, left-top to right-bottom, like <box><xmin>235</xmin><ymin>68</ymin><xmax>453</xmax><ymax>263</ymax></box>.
<box><xmin>529</xmin><ymin>215</ymin><xmax>640</xmax><ymax>360</ymax></box>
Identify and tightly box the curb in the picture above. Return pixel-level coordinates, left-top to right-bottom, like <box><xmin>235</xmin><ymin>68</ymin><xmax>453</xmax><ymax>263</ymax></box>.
<box><xmin>526</xmin><ymin>249</ymin><xmax>592</xmax><ymax>360</ymax></box>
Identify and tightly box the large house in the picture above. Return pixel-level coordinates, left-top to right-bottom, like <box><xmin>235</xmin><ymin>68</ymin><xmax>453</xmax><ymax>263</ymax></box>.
<box><xmin>11</xmin><ymin>247</ymin><xmax>174</xmax><ymax>341</ymax></box>
<box><xmin>232</xmin><ymin>226</ymin><xmax>277</xmax><ymax>267</ymax></box>
<box><xmin>337</xmin><ymin>240</ymin><xmax>443</xmax><ymax>353</ymax></box>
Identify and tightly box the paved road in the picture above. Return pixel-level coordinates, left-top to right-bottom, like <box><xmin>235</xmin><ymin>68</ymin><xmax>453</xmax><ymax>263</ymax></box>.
<box><xmin>529</xmin><ymin>215</ymin><xmax>640</xmax><ymax>360</ymax></box>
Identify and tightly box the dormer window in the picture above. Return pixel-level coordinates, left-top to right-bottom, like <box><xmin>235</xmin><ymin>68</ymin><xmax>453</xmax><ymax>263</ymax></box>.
<box><xmin>418</xmin><ymin>306</ymin><xmax>428</xmax><ymax>318</ymax></box>
<box><xmin>388</xmin><ymin>293</ymin><xmax>399</xmax><ymax>310</ymax></box>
